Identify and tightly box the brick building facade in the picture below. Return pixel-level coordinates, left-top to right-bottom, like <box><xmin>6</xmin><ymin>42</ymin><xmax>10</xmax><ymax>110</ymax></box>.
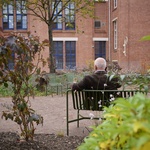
<box><xmin>0</xmin><ymin>0</ymin><xmax>150</xmax><ymax>73</ymax></box>
<box><xmin>109</xmin><ymin>0</ymin><xmax>150</xmax><ymax>73</ymax></box>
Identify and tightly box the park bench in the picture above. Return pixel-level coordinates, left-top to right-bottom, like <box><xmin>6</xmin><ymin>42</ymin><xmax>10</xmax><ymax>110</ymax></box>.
<box><xmin>66</xmin><ymin>89</ymin><xmax>146</xmax><ymax>135</ymax></box>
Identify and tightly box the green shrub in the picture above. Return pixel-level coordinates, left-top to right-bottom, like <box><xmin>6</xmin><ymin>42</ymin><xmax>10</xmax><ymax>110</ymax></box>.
<box><xmin>78</xmin><ymin>93</ymin><xmax>150</xmax><ymax>150</ymax></box>
<box><xmin>0</xmin><ymin>83</ymin><xmax>13</xmax><ymax>97</ymax></box>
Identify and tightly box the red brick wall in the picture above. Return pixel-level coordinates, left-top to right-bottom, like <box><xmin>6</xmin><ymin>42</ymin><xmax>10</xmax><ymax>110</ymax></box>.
<box><xmin>110</xmin><ymin>0</ymin><xmax>150</xmax><ymax>73</ymax></box>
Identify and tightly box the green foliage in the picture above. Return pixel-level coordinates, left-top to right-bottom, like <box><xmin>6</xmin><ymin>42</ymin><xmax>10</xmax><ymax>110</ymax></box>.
<box><xmin>78</xmin><ymin>93</ymin><xmax>150</xmax><ymax>150</ymax></box>
<box><xmin>118</xmin><ymin>73</ymin><xmax>150</xmax><ymax>92</ymax></box>
<box><xmin>0</xmin><ymin>83</ymin><xmax>13</xmax><ymax>97</ymax></box>
<box><xmin>140</xmin><ymin>35</ymin><xmax>150</xmax><ymax>41</ymax></box>
<box><xmin>0</xmin><ymin>33</ymin><xmax>47</xmax><ymax>141</ymax></box>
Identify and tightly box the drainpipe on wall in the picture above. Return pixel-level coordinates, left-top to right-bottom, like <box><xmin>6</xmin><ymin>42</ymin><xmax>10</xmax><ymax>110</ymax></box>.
<box><xmin>127</xmin><ymin>0</ymin><xmax>130</xmax><ymax>72</ymax></box>
<box><xmin>108</xmin><ymin>0</ymin><xmax>111</xmax><ymax>61</ymax></box>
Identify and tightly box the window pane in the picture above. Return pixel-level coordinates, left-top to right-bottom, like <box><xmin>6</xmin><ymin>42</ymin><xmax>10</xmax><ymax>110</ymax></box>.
<box><xmin>113</xmin><ymin>20</ymin><xmax>117</xmax><ymax>49</ymax></box>
<box><xmin>3</xmin><ymin>5</ymin><xmax>7</xmax><ymax>13</ymax></box>
<box><xmin>3</xmin><ymin>15</ymin><xmax>8</xmax><ymax>22</ymax></box>
<box><xmin>17</xmin><ymin>15</ymin><xmax>21</xmax><ymax>21</ymax></box>
<box><xmin>8</xmin><ymin>4</ymin><xmax>13</xmax><ymax>14</ymax></box>
<box><xmin>16</xmin><ymin>0</ymin><xmax>21</xmax><ymax>14</ymax></box>
<box><xmin>22</xmin><ymin>16</ymin><xmax>27</xmax><ymax>28</ymax></box>
<box><xmin>53</xmin><ymin>41</ymin><xmax>63</xmax><ymax>69</ymax></box>
<box><xmin>2</xmin><ymin>2</ymin><xmax>15</xmax><ymax>30</ymax></box>
<box><xmin>52</xmin><ymin>2</ymin><xmax>62</xmax><ymax>30</ymax></box>
<box><xmin>57</xmin><ymin>22</ymin><xmax>62</xmax><ymax>29</ymax></box>
<box><xmin>16</xmin><ymin>0</ymin><xmax>27</xmax><ymax>30</ymax></box>
<box><xmin>65</xmin><ymin>2</ymin><xmax>75</xmax><ymax>30</ymax></box>
<box><xmin>9</xmin><ymin>16</ymin><xmax>14</xmax><ymax>28</ymax></box>
<box><xmin>94</xmin><ymin>41</ymin><xmax>106</xmax><ymax>59</ymax></box>
<box><xmin>65</xmin><ymin>41</ymin><xmax>76</xmax><ymax>69</ymax></box>
<box><xmin>57</xmin><ymin>2</ymin><xmax>62</xmax><ymax>14</ymax></box>
<box><xmin>114</xmin><ymin>0</ymin><xmax>117</xmax><ymax>8</ymax></box>
<box><xmin>53</xmin><ymin>2</ymin><xmax>62</xmax><ymax>14</ymax></box>
<box><xmin>22</xmin><ymin>1</ymin><xmax>27</xmax><ymax>14</ymax></box>
<box><xmin>16</xmin><ymin>15</ymin><xmax>21</xmax><ymax>29</ymax></box>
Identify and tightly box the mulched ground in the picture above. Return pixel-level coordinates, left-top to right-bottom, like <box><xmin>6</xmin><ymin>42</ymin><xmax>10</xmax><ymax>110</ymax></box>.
<box><xmin>0</xmin><ymin>132</ymin><xmax>85</xmax><ymax>150</ymax></box>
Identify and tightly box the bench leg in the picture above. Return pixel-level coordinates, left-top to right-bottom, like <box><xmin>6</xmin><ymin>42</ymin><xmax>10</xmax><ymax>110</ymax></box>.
<box><xmin>77</xmin><ymin>109</ymin><xmax>79</xmax><ymax>128</ymax></box>
<box><xmin>67</xmin><ymin>118</ymin><xmax>69</xmax><ymax>136</ymax></box>
<box><xmin>66</xmin><ymin>92</ymin><xmax>69</xmax><ymax>136</ymax></box>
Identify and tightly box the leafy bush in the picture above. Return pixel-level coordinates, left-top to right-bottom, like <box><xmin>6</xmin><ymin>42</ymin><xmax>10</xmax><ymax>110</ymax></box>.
<box><xmin>0</xmin><ymin>33</ymin><xmax>47</xmax><ymax>140</ymax></box>
<box><xmin>78</xmin><ymin>93</ymin><xmax>150</xmax><ymax>150</ymax></box>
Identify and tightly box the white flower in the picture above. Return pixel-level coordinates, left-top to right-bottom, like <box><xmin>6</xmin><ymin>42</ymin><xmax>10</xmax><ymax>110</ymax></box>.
<box><xmin>110</xmin><ymin>94</ymin><xmax>113</xmax><ymax>98</ymax></box>
<box><xmin>89</xmin><ymin>113</ymin><xmax>95</xmax><ymax>120</ymax></box>
<box><xmin>98</xmin><ymin>100</ymin><xmax>101</xmax><ymax>104</ymax></box>
<box><xmin>99</xmin><ymin>104</ymin><xmax>102</xmax><ymax>108</ymax></box>
<box><xmin>117</xmin><ymin>92</ymin><xmax>120</xmax><ymax>95</ymax></box>
<box><xmin>104</xmin><ymin>83</ymin><xmax>107</xmax><ymax>87</ymax></box>
<box><xmin>111</xmin><ymin>97</ymin><xmax>115</xmax><ymax>101</ymax></box>
<box><xmin>110</xmin><ymin>97</ymin><xmax>115</xmax><ymax>101</ymax></box>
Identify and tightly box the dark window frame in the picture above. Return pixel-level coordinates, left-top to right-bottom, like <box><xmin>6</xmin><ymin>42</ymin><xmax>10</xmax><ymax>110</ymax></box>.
<box><xmin>94</xmin><ymin>20</ymin><xmax>101</xmax><ymax>28</ymax></box>
<box><xmin>94</xmin><ymin>41</ymin><xmax>106</xmax><ymax>59</ymax></box>
<box><xmin>16</xmin><ymin>0</ymin><xmax>27</xmax><ymax>30</ymax></box>
<box><xmin>2</xmin><ymin>0</ymin><xmax>27</xmax><ymax>30</ymax></box>
<box><xmin>2</xmin><ymin>2</ymin><xmax>14</xmax><ymax>30</ymax></box>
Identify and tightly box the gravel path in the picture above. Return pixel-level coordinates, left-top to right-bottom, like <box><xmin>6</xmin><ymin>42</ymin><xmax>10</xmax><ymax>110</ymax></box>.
<box><xmin>0</xmin><ymin>94</ymin><xmax>100</xmax><ymax>137</ymax></box>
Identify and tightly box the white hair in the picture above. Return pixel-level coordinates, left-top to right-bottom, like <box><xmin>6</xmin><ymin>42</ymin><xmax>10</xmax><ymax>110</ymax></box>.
<box><xmin>94</xmin><ymin>57</ymin><xmax>106</xmax><ymax>70</ymax></box>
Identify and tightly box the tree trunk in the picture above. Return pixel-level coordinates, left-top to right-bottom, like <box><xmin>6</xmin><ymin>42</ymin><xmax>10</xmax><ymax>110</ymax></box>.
<box><xmin>48</xmin><ymin>24</ymin><xmax>55</xmax><ymax>73</ymax></box>
<box><xmin>48</xmin><ymin>0</ymin><xmax>55</xmax><ymax>73</ymax></box>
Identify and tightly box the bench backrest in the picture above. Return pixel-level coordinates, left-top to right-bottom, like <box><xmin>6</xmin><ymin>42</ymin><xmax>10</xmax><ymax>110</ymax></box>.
<box><xmin>68</xmin><ymin>90</ymin><xmax>145</xmax><ymax>111</ymax></box>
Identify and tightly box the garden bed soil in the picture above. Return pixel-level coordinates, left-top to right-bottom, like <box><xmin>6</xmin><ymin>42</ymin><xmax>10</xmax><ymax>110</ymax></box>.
<box><xmin>0</xmin><ymin>132</ymin><xmax>84</xmax><ymax>150</ymax></box>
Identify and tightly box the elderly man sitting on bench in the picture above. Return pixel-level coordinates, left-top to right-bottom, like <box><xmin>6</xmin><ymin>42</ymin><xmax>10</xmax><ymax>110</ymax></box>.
<box><xmin>71</xmin><ymin>57</ymin><xmax>121</xmax><ymax>91</ymax></box>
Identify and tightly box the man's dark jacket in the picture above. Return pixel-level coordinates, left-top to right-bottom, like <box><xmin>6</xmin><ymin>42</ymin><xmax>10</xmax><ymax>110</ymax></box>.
<box><xmin>72</xmin><ymin>71</ymin><xmax>121</xmax><ymax>91</ymax></box>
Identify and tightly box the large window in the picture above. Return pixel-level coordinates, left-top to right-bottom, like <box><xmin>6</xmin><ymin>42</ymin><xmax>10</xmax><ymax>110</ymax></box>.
<box><xmin>65</xmin><ymin>41</ymin><xmax>76</xmax><ymax>69</ymax></box>
<box><xmin>94</xmin><ymin>41</ymin><xmax>106</xmax><ymax>59</ymax></box>
<box><xmin>2</xmin><ymin>2</ymin><xmax>14</xmax><ymax>29</ymax></box>
<box><xmin>113</xmin><ymin>20</ymin><xmax>117</xmax><ymax>50</ymax></box>
<box><xmin>16</xmin><ymin>0</ymin><xmax>27</xmax><ymax>29</ymax></box>
<box><xmin>52</xmin><ymin>2</ymin><xmax>75</xmax><ymax>30</ymax></box>
<box><xmin>53</xmin><ymin>41</ymin><xmax>76</xmax><ymax>70</ymax></box>
<box><xmin>2</xmin><ymin>0</ymin><xmax>27</xmax><ymax>30</ymax></box>
<box><xmin>53</xmin><ymin>41</ymin><xmax>63</xmax><ymax>69</ymax></box>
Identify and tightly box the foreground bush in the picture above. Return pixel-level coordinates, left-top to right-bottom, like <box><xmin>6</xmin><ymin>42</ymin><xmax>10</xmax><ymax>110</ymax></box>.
<box><xmin>78</xmin><ymin>93</ymin><xmax>150</xmax><ymax>150</ymax></box>
<box><xmin>0</xmin><ymin>33</ymin><xmax>46</xmax><ymax>140</ymax></box>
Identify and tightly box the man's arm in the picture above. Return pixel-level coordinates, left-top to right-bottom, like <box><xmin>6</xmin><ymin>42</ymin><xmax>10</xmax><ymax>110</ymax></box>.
<box><xmin>71</xmin><ymin>76</ymin><xmax>88</xmax><ymax>91</ymax></box>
